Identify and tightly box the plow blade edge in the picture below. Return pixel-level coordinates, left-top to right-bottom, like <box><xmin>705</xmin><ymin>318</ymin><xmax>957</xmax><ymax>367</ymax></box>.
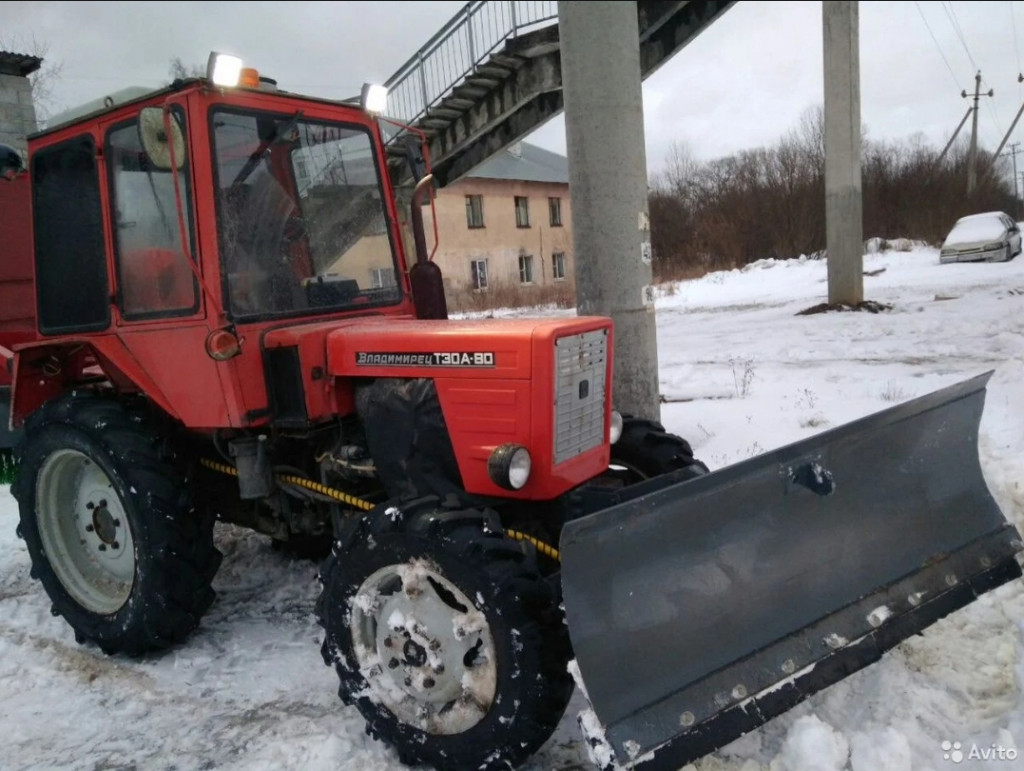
<box><xmin>560</xmin><ymin>372</ymin><xmax>1022</xmax><ymax>770</ymax></box>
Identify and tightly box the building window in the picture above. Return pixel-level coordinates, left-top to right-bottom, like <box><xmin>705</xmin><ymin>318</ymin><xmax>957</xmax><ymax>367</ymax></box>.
<box><xmin>471</xmin><ymin>258</ymin><xmax>488</xmax><ymax>290</ymax></box>
<box><xmin>552</xmin><ymin>251</ymin><xmax>566</xmax><ymax>280</ymax></box>
<box><xmin>515</xmin><ymin>196</ymin><xmax>530</xmax><ymax>228</ymax></box>
<box><xmin>371</xmin><ymin>267</ymin><xmax>397</xmax><ymax>288</ymax></box>
<box><xmin>519</xmin><ymin>254</ymin><xmax>534</xmax><ymax>284</ymax></box>
<box><xmin>549</xmin><ymin>197</ymin><xmax>562</xmax><ymax>226</ymax></box>
<box><xmin>465</xmin><ymin>194</ymin><xmax>484</xmax><ymax>228</ymax></box>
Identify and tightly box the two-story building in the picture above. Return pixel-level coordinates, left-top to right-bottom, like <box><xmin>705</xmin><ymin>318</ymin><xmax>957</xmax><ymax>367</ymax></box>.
<box><xmin>424</xmin><ymin>142</ymin><xmax>574</xmax><ymax>303</ymax></box>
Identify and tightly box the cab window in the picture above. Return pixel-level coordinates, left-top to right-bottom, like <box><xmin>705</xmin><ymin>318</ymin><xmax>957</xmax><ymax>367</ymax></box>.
<box><xmin>107</xmin><ymin>111</ymin><xmax>198</xmax><ymax>319</ymax></box>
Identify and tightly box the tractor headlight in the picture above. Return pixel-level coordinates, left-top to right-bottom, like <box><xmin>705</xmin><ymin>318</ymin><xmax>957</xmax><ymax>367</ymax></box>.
<box><xmin>984</xmin><ymin>242</ymin><xmax>1004</xmax><ymax>251</ymax></box>
<box><xmin>609</xmin><ymin>410</ymin><xmax>624</xmax><ymax>444</ymax></box>
<box><xmin>207</xmin><ymin>52</ymin><xmax>244</xmax><ymax>87</ymax></box>
<box><xmin>488</xmin><ymin>444</ymin><xmax>531</xmax><ymax>490</ymax></box>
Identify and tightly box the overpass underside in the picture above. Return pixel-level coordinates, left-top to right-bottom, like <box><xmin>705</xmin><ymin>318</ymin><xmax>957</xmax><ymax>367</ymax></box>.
<box><xmin>385</xmin><ymin>0</ymin><xmax>735</xmax><ymax>186</ymax></box>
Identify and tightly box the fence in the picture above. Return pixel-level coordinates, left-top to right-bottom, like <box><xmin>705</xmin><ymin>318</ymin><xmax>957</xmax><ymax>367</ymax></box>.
<box><xmin>384</xmin><ymin>1</ymin><xmax>557</xmax><ymax>126</ymax></box>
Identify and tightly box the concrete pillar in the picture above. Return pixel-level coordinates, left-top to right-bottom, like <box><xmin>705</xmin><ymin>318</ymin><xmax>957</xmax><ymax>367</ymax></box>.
<box><xmin>0</xmin><ymin>52</ymin><xmax>42</xmax><ymax>157</ymax></box>
<box><xmin>559</xmin><ymin>0</ymin><xmax>661</xmax><ymax>421</ymax></box>
<box><xmin>823</xmin><ymin>0</ymin><xmax>863</xmax><ymax>305</ymax></box>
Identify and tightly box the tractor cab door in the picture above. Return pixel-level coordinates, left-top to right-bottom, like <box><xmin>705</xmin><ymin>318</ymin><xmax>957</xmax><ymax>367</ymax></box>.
<box><xmin>103</xmin><ymin>104</ymin><xmax>234</xmax><ymax>427</ymax></box>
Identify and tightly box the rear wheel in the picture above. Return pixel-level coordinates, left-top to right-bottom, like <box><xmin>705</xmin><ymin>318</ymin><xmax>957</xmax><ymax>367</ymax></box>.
<box><xmin>609</xmin><ymin>416</ymin><xmax>708</xmax><ymax>483</ymax></box>
<box><xmin>317</xmin><ymin>496</ymin><xmax>573</xmax><ymax>770</ymax></box>
<box><xmin>13</xmin><ymin>392</ymin><xmax>221</xmax><ymax>655</ymax></box>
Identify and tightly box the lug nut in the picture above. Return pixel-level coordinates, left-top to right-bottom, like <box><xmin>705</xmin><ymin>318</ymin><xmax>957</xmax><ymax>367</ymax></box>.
<box><xmin>99</xmin><ymin>499</ymin><xmax>107</xmax><ymax>508</ymax></box>
<box><xmin>423</xmin><ymin>677</ymin><xmax>435</xmax><ymax>688</ymax></box>
<box><xmin>112</xmin><ymin>541</ymin><xmax>120</xmax><ymax>550</ymax></box>
<box><xmin>404</xmin><ymin>677</ymin><xmax>412</xmax><ymax>687</ymax></box>
<box><xmin>433</xmin><ymin>664</ymin><xmax>445</xmax><ymax>675</ymax></box>
<box><xmin>113</xmin><ymin>519</ymin><xmax>121</xmax><ymax>527</ymax></box>
<box><xmin>98</xmin><ymin>544</ymin><xmax>107</xmax><ymax>552</ymax></box>
<box><xmin>383</xmin><ymin>637</ymin><xmax>393</xmax><ymax>648</ymax></box>
<box><xmin>388</xmin><ymin>658</ymin><xmax>399</xmax><ymax>669</ymax></box>
<box><xmin>86</xmin><ymin>502</ymin><xmax>95</xmax><ymax>510</ymax></box>
<box><xmin>429</xmin><ymin>639</ymin><xmax>441</xmax><ymax>651</ymax></box>
<box><xmin>85</xmin><ymin>524</ymin><xmax>94</xmax><ymax>532</ymax></box>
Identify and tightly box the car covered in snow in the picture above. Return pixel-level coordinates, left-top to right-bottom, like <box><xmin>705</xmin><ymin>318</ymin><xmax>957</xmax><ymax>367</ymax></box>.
<box><xmin>940</xmin><ymin>211</ymin><xmax>1022</xmax><ymax>263</ymax></box>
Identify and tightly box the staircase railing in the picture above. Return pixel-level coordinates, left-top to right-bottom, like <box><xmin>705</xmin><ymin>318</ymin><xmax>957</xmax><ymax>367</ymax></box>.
<box><xmin>384</xmin><ymin>1</ymin><xmax>557</xmax><ymax>126</ymax></box>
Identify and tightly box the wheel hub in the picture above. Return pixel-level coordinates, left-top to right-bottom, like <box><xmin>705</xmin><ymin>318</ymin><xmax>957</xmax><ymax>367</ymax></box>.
<box><xmin>402</xmin><ymin>638</ymin><xmax>428</xmax><ymax>668</ymax></box>
<box><xmin>89</xmin><ymin>500</ymin><xmax>120</xmax><ymax>546</ymax></box>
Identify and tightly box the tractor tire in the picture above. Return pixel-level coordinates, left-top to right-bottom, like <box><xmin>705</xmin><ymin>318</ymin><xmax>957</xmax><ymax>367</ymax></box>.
<box><xmin>611</xmin><ymin>416</ymin><xmax>709</xmax><ymax>483</ymax></box>
<box><xmin>12</xmin><ymin>391</ymin><xmax>221</xmax><ymax>656</ymax></box>
<box><xmin>317</xmin><ymin>496</ymin><xmax>574</xmax><ymax>770</ymax></box>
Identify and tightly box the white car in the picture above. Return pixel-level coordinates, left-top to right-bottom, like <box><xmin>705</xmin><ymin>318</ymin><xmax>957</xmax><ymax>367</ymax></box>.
<box><xmin>939</xmin><ymin>211</ymin><xmax>1022</xmax><ymax>264</ymax></box>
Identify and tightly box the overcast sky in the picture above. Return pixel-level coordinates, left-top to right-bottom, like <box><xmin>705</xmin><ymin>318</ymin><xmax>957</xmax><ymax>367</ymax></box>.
<box><xmin>5</xmin><ymin>1</ymin><xmax>1024</xmax><ymax>181</ymax></box>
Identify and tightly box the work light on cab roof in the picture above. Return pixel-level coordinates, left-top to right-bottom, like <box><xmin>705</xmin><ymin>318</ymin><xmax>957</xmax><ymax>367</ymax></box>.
<box><xmin>206</xmin><ymin>51</ymin><xmax>243</xmax><ymax>87</ymax></box>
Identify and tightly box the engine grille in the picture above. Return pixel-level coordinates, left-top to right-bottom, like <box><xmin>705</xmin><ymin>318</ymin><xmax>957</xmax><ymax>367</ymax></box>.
<box><xmin>553</xmin><ymin>329</ymin><xmax>608</xmax><ymax>465</ymax></box>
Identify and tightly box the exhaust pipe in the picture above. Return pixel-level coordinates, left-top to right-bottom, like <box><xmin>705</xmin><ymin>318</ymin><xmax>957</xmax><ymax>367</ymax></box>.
<box><xmin>408</xmin><ymin>174</ymin><xmax>448</xmax><ymax>320</ymax></box>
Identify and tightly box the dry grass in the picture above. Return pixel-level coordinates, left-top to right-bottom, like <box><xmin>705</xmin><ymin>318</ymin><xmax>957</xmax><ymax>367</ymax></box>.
<box><xmin>653</xmin><ymin>262</ymin><xmax>715</xmax><ymax>283</ymax></box>
<box><xmin>447</xmin><ymin>279</ymin><xmax>576</xmax><ymax>314</ymax></box>
<box><xmin>0</xmin><ymin>450</ymin><xmax>15</xmax><ymax>485</ymax></box>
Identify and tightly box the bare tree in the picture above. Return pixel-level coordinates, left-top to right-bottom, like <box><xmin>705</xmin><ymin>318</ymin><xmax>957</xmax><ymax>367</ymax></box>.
<box><xmin>648</xmin><ymin>107</ymin><xmax>1014</xmax><ymax>281</ymax></box>
<box><xmin>169</xmin><ymin>57</ymin><xmax>205</xmax><ymax>81</ymax></box>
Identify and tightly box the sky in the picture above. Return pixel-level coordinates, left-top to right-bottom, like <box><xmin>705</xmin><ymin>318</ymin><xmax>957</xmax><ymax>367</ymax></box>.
<box><xmin>5</xmin><ymin>1</ymin><xmax>1024</xmax><ymax>181</ymax></box>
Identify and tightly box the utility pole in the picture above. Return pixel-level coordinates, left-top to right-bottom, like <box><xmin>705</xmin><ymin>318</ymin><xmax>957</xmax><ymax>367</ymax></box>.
<box><xmin>823</xmin><ymin>0</ymin><xmax>863</xmax><ymax>305</ymax></box>
<box><xmin>1019</xmin><ymin>171</ymin><xmax>1024</xmax><ymax>219</ymax></box>
<box><xmin>1004</xmin><ymin>142</ymin><xmax>1021</xmax><ymax>204</ymax></box>
<box><xmin>936</xmin><ymin>107</ymin><xmax>973</xmax><ymax>166</ymax></box>
<box><xmin>560</xmin><ymin>1</ymin><xmax>660</xmax><ymax>421</ymax></box>
<box><xmin>964</xmin><ymin>71</ymin><xmax>994</xmax><ymax>196</ymax></box>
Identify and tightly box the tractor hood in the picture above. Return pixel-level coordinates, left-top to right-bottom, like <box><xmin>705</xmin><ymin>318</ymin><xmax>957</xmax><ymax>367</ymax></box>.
<box><xmin>321</xmin><ymin>315</ymin><xmax>615</xmax><ymax>500</ymax></box>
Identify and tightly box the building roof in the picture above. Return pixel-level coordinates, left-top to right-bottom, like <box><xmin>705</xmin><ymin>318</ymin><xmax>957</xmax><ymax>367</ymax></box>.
<box><xmin>466</xmin><ymin>142</ymin><xmax>568</xmax><ymax>184</ymax></box>
<box><xmin>0</xmin><ymin>51</ymin><xmax>43</xmax><ymax>77</ymax></box>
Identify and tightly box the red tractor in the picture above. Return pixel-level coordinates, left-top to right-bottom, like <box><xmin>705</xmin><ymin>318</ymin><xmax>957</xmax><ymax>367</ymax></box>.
<box><xmin>0</xmin><ymin>60</ymin><xmax>1019</xmax><ymax>771</ymax></box>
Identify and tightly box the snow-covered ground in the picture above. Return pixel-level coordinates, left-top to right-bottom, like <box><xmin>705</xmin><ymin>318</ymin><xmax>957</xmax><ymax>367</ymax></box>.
<box><xmin>3</xmin><ymin>244</ymin><xmax>1024</xmax><ymax>771</ymax></box>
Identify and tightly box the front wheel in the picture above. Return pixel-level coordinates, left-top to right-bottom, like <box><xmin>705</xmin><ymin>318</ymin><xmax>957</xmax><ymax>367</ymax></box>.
<box><xmin>13</xmin><ymin>392</ymin><xmax>221</xmax><ymax>655</ymax></box>
<box><xmin>317</xmin><ymin>497</ymin><xmax>573</xmax><ymax>770</ymax></box>
<box><xmin>610</xmin><ymin>416</ymin><xmax>709</xmax><ymax>483</ymax></box>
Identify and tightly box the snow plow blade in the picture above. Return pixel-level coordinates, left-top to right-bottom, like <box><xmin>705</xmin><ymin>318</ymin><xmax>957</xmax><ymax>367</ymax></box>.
<box><xmin>560</xmin><ymin>372</ymin><xmax>1022</xmax><ymax>770</ymax></box>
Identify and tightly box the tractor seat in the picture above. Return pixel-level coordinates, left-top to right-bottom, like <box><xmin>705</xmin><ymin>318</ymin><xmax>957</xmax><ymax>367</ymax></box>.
<box><xmin>120</xmin><ymin>247</ymin><xmax>196</xmax><ymax>316</ymax></box>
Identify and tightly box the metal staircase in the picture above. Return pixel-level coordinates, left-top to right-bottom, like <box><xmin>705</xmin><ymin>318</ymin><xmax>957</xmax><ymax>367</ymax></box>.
<box><xmin>383</xmin><ymin>0</ymin><xmax>735</xmax><ymax>186</ymax></box>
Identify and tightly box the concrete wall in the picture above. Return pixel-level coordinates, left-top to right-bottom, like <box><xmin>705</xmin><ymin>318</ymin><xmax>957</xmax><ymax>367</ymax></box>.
<box><xmin>0</xmin><ymin>73</ymin><xmax>37</xmax><ymax>155</ymax></box>
<box><xmin>423</xmin><ymin>177</ymin><xmax>575</xmax><ymax>292</ymax></box>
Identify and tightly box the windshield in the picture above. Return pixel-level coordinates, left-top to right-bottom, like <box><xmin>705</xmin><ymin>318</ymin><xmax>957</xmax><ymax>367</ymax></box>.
<box><xmin>211</xmin><ymin>109</ymin><xmax>402</xmax><ymax>319</ymax></box>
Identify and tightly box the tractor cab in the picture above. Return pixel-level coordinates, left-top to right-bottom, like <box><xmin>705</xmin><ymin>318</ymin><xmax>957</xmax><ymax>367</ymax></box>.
<box><xmin>6</xmin><ymin>58</ymin><xmax>423</xmax><ymax>430</ymax></box>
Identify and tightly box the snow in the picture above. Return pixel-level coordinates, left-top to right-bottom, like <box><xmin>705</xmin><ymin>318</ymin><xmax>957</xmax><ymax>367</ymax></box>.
<box><xmin>4</xmin><ymin>244</ymin><xmax>1024</xmax><ymax>769</ymax></box>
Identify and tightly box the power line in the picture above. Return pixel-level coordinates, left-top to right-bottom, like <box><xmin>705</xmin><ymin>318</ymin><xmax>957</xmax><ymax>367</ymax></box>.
<box><xmin>942</xmin><ymin>0</ymin><xmax>977</xmax><ymax>70</ymax></box>
<box><xmin>1013</xmin><ymin>1</ymin><xmax>1022</xmax><ymax>76</ymax></box>
<box><xmin>914</xmin><ymin>1</ymin><xmax>961</xmax><ymax>89</ymax></box>
<box><xmin>937</xmin><ymin>2</ymin><xmax>1004</xmax><ymax>147</ymax></box>
<box><xmin>983</xmin><ymin>74</ymin><xmax>1006</xmax><ymax>142</ymax></box>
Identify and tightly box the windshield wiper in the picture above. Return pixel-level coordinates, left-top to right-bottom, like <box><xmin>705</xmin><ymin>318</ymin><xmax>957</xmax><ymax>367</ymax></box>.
<box><xmin>229</xmin><ymin>110</ymin><xmax>303</xmax><ymax>190</ymax></box>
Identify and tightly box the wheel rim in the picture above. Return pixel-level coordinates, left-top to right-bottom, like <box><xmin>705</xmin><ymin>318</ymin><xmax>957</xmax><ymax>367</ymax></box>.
<box><xmin>350</xmin><ymin>561</ymin><xmax>498</xmax><ymax>735</ymax></box>
<box><xmin>35</xmin><ymin>449</ymin><xmax>135</xmax><ymax>615</ymax></box>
